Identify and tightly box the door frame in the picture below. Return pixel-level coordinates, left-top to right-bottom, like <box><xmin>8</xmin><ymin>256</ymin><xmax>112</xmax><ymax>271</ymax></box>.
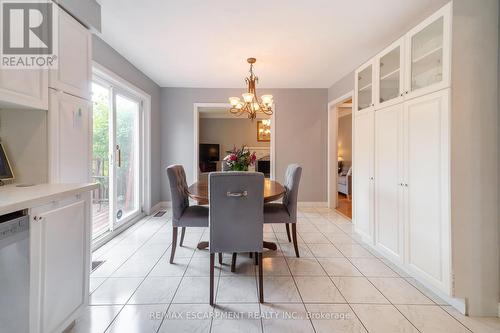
<box><xmin>327</xmin><ymin>90</ymin><xmax>353</xmax><ymax>210</ymax></box>
<box><xmin>91</xmin><ymin>62</ymin><xmax>152</xmax><ymax>248</ymax></box>
<box><xmin>193</xmin><ymin>102</ymin><xmax>276</xmax><ymax>182</ymax></box>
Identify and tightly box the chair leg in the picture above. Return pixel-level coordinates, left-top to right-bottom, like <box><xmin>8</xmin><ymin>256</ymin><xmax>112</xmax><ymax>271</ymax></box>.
<box><xmin>170</xmin><ymin>226</ymin><xmax>178</xmax><ymax>264</ymax></box>
<box><xmin>179</xmin><ymin>227</ymin><xmax>186</xmax><ymax>247</ymax></box>
<box><xmin>254</xmin><ymin>252</ymin><xmax>258</xmax><ymax>265</ymax></box>
<box><xmin>291</xmin><ymin>223</ymin><xmax>300</xmax><ymax>258</ymax></box>
<box><xmin>258</xmin><ymin>252</ymin><xmax>264</xmax><ymax>303</ymax></box>
<box><xmin>209</xmin><ymin>253</ymin><xmax>215</xmax><ymax>306</ymax></box>
<box><xmin>231</xmin><ymin>253</ymin><xmax>237</xmax><ymax>272</ymax></box>
<box><xmin>218</xmin><ymin>253</ymin><xmax>223</xmax><ymax>265</ymax></box>
<box><xmin>249</xmin><ymin>252</ymin><xmax>253</xmax><ymax>258</ymax></box>
<box><xmin>285</xmin><ymin>223</ymin><xmax>292</xmax><ymax>242</ymax></box>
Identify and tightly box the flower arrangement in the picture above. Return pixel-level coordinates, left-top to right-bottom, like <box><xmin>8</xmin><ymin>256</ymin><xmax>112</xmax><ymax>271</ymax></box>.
<box><xmin>223</xmin><ymin>145</ymin><xmax>257</xmax><ymax>171</ymax></box>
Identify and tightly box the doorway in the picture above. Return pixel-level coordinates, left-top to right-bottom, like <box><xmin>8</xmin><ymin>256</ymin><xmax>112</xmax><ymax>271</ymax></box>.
<box><xmin>193</xmin><ymin>103</ymin><xmax>276</xmax><ymax>182</ymax></box>
<box><xmin>327</xmin><ymin>92</ymin><xmax>353</xmax><ymax>219</ymax></box>
<box><xmin>91</xmin><ymin>76</ymin><xmax>145</xmax><ymax>241</ymax></box>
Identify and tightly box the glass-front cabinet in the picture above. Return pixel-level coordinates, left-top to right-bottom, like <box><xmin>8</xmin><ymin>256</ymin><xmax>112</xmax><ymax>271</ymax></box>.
<box><xmin>405</xmin><ymin>4</ymin><xmax>450</xmax><ymax>99</ymax></box>
<box><xmin>354</xmin><ymin>3</ymin><xmax>451</xmax><ymax>111</ymax></box>
<box><xmin>355</xmin><ymin>61</ymin><xmax>374</xmax><ymax>112</ymax></box>
<box><xmin>376</xmin><ymin>38</ymin><xmax>405</xmax><ymax>108</ymax></box>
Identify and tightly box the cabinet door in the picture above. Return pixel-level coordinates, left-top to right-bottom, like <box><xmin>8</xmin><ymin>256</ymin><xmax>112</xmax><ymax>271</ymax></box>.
<box><xmin>49</xmin><ymin>90</ymin><xmax>91</xmax><ymax>183</ymax></box>
<box><xmin>403</xmin><ymin>89</ymin><xmax>450</xmax><ymax>293</ymax></box>
<box><xmin>375</xmin><ymin>38</ymin><xmax>405</xmax><ymax>109</ymax></box>
<box><xmin>354</xmin><ymin>61</ymin><xmax>375</xmax><ymax>113</ymax></box>
<box><xmin>374</xmin><ymin>104</ymin><xmax>404</xmax><ymax>262</ymax></box>
<box><xmin>0</xmin><ymin>69</ymin><xmax>48</xmax><ymax>109</ymax></box>
<box><xmin>404</xmin><ymin>3</ymin><xmax>451</xmax><ymax>100</ymax></box>
<box><xmin>49</xmin><ymin>9</ymin><xmax>91</xmax><ymax>100</ymax></box>
<box><xmin>353</xmin><ymin>111</ymin><xmax>374</xmax><ymax>242</ymax></box>
<box><xmin>32</xmin><ymin>200</ymin><xmax>86</xmax><ymax>333</ymax></box>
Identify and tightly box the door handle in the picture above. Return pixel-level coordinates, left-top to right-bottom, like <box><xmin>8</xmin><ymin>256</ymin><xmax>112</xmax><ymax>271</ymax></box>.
<box><xmin>116</xmin><ymin>145</ymin><xmax>121</xmax><ymax>168</ymax></box>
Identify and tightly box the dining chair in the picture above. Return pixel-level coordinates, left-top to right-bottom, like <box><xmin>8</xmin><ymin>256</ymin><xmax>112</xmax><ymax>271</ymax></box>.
<box><xmin>166</xmin><ymin>165</ymin><xmax>209</xmax><ymax>263</ymax></box>
<box><xmin>263</xmin><ymin>164</ymin><xmax>302</xmax><ymax>257</ymax></box>
<box><xmin>208</xmin><ymin>172</ymin><xmax>265</xmax><ymax>305</ymax></box>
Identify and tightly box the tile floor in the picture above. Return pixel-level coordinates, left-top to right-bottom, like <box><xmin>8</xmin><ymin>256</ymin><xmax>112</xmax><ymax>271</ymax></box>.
<box><xmin>71</xmin><ymin>207</ymin><xmax>500</xmax><ymax>333</ymax></box>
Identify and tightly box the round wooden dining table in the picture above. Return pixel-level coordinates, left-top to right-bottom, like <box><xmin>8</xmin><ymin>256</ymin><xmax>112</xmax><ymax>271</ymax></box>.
<box><xmin>187</xmin><ymin>178</ymin><xmax>285</xmax><ymax>251</ymax></box>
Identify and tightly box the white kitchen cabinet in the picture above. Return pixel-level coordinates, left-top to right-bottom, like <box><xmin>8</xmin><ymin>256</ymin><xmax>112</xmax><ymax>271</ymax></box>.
<box><xmin>48</xmin><ymin>89</ymin><xmax>92</xmax><ymax>183</ymax></box>
<box><xmin>49</xmin><ymin>9</ymin><xmax>91</xmax><ymax>100</ymax></box>
<box><xmin>375</xmin><ymin>38</ymin><xmax>405</xmax><ymax>109</ymax></box>
<box><xmin>404</xmin><ymin>3</ymin><xmax>451</xmax><ymax>100</ymax></box>
<box><xmin>354</xmin><ymin>60</ymin><xmax>375</xmax><ymax>113</ymax></box>
<box><xmin>374</xmin><ymin>103</ymin><xmax>404</xmax><ymax>263</ymax></box>
<box><xmin>355</xmin><ymin>3</ymin><xmax>451</xmax><ymax>108</ymax></box>
<box><xmin>29</xmin><ymin>192</ymin><xmax>91</xmax><ymax>333</ymax></box>
<box><xmin>353</xmin><ymin>110</ymin><xmax>374</xmax><ymax>243</ymax></box>
<box><xmin>403</xmin><ymin>88</ymin><xmax>450</xmax><ymax>293</ymax></box>
<box><xmin>0</xmin><ymin>69</ymin><xmax>48</xmax><ymax>109</ymax></box>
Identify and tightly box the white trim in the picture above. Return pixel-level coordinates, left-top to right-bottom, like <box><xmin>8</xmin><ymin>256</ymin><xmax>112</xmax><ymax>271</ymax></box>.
<box><xmin>327</xmin><ymin>91</ymin><xmax>353</xmax><ymax>211</ymax></box>
<box><xmin>92</xmin><ymin>62</ymin><xmax>152</xmax><ymax>215</ymax></box>
<box><xmin>193</xmin><ymin>102</ymin><xmax>276</xmax><ymax>182</ymax></box>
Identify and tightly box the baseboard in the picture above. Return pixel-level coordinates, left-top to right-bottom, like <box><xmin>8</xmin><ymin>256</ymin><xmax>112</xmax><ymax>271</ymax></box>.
<box><xmin>151</xmin><ymin>201</ymin><xmax>170</xmax><ymax>212</ymax></box>
<box><xmin>297</xmin><ymin>201</ymin><xmax>328</xmax><ymax>207</ymax></box>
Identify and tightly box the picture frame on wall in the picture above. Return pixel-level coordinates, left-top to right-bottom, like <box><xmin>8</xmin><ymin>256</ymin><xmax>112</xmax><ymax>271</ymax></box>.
<box><xmin>257</xmin><ymin>120</ymin><xmax>271</xmax><ymax>142</ymax></box>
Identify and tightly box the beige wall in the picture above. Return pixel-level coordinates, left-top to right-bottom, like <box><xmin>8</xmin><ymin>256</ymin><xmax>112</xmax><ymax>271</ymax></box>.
<box><xmin>0</xmin><ymin>109</ymin><xmax>48</xmax><ymax>184</ymax></box>
<box><xmin>199</xmin><ymin>118</ymin><xmax>270</xmax><ymax>159</ymax></box>
<box><xmin>337</xmin><ymin>113</ymin><xmax>352</xmax><ymax>164</ymax></box>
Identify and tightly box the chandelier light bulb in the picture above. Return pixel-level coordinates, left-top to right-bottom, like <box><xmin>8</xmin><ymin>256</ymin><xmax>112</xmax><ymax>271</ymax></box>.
<box><xmin>229</xmin><ymin>97</ymin><xmax>240</xmax><ymax>106</ymax></box>
<box><xmin>261</xmin><ymin>94</ymin><xmax>273</xmax><ymax>106</ymax></box>
<box><xmin>242</xmin><ymin>93</ymin><xmax>254</xmax><ymax>103</ymax></box>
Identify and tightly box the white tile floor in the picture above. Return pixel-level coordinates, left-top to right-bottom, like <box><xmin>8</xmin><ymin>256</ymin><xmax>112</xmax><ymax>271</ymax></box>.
<box><xmin>70</xmin><ymin>207</ymin><xmax>500</xmax><ymax>333</ymax></box>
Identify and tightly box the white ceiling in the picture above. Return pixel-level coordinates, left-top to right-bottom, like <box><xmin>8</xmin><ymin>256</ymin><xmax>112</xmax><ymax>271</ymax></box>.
<box><xmin>98</xmin><ymin>0</ymin><xmax>448</xmax><ymax>88</ymax></box>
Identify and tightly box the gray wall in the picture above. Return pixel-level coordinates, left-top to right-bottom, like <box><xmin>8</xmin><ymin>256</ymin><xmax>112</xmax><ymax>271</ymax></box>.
<box><xmin>450</xmin><ymin>0</ymin><xmax>499</xmax><ymax>316</ymax></box>
<box><xmin>328</xmin><ymin>71</ymin><xmax>354</xmax><ymax>103</ymax></box>
<box><xmin>54</xmin><ymin>0</ymin><xmax>101</xmax><ymax>31</ymax></box>
<box><xmin>337</xmin><ymin>114</ymin><xmax>352</xmax><ymax>164</ymax></box>
<box><xmin>199</xmin><ymin>118</ymin><xmax>270</xmax><ymax>158</ymax></box>
<box><xmin>92</xmin><ymin>35</ymin><xmax>162</xmax><ymax>208</ymax></box>
<box><xmin>161</xmin><ymin>88</ymin><xmax>328</xmax><ymax>202</ymax></box>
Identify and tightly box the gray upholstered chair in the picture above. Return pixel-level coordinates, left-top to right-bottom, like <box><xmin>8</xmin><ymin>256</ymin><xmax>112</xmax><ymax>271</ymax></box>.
<box><xmin>208</xmin><ymin>172</ymin><xmax>265</xmax><ymax>305</ymax></box>
<box><xmin>263</xmin><ymin>164</ymin><xmax>302</xmax><ymax>257</ymax></box>
<box><xmin>166</xmin><ymin>165</ymin><xmax>209</xmax><ymax>263</ymax></box>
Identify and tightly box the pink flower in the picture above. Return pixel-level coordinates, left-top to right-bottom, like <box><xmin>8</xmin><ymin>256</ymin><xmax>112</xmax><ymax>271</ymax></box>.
<box><xmin>229</xmin><ymin>154</ymin><xmax>237</xmax><ymax>161</ymax></box>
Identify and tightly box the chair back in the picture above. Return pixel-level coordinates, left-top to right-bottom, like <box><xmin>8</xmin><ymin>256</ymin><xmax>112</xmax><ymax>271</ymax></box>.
<box><xmin>209</xmin><ymin>172</ymin><xmax>264</xmax><ymax>253</ymax></box>
<box><xmin>166</xmin><ymin>165</ymin><xmax>189</xmax><ymax>223</ymax></box>
<box><xmin>282</xmin><ymin>164</ymin><xmax>302</xmax><ymax>222</ymax></box>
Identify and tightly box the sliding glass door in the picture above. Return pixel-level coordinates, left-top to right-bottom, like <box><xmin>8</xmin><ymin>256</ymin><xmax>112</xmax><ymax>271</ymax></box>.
<box><xmin>91</xmin><ymin>81</ymin><xmax>142</xmax><ymax>240</ymax></box>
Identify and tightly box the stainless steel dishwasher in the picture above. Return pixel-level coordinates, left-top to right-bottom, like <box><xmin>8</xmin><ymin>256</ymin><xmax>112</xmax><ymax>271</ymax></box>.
<box><xmin>0</xmin><ymin>211</ymin><xmax>29</xmax><ymax>333</ymax></box>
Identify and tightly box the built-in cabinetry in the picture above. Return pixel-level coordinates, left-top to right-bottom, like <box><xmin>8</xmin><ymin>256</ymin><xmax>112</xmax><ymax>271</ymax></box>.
<box><xmin>30</xmin><ymin>194</ymin><xmax>90</xmax><ymax>333</ymax></box>
<box><xmin>48</xmin><ymin>90</ymin><xmax>92</xmax><ymax>183</ymax></box>
<box><xmin>0</xmin><ymin>69</ymin><xmax>48</xmax><ymax>110</ymax></box>
<box><xmin>353</xmin><ymin>3</ymin><xmax>452</xmax><ymax>296</ymax></box>
<box><xmin>49</xmin><ymin>9</ymin><xmax>92</xmax><ymax>100</ymax></box>
<box><xmin>48</xmin><ymin>7</ymin><xmax>92</xmax><ymax>183</ymax></box>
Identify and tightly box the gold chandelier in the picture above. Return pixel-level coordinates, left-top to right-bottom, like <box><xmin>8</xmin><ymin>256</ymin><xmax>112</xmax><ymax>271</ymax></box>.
<box><xmin>228</xmin><ymin>58</ymin><xmax>273</xmax><ymax>120</ymax></box>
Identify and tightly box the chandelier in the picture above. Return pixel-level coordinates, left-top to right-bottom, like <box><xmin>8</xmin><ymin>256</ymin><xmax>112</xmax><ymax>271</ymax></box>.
<box><xmin>228</xmin><ymin>58</ymin><xmax>273</xmax><ymax>120</ymax></box>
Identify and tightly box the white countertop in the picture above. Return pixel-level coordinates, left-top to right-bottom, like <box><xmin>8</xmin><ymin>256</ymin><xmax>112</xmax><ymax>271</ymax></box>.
<box><xmin>0</xmin><ymin>183</ymin><xmax>98</xmax><ymax>215</ymax></box>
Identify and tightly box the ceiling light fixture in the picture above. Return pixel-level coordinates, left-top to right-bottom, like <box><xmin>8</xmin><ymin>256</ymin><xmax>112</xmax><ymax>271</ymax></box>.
<box><xmin>228</xmin><ymin>58</ymin><xmax>273</xmax><ymax>120</ymax></box>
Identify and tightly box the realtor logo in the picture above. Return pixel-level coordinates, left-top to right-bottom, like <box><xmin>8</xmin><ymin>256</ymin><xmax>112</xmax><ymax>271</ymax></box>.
<box><xmin>1</xmin><ymin>0</ymin><xmax>58</xmax><ymax>68</ymax></box>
